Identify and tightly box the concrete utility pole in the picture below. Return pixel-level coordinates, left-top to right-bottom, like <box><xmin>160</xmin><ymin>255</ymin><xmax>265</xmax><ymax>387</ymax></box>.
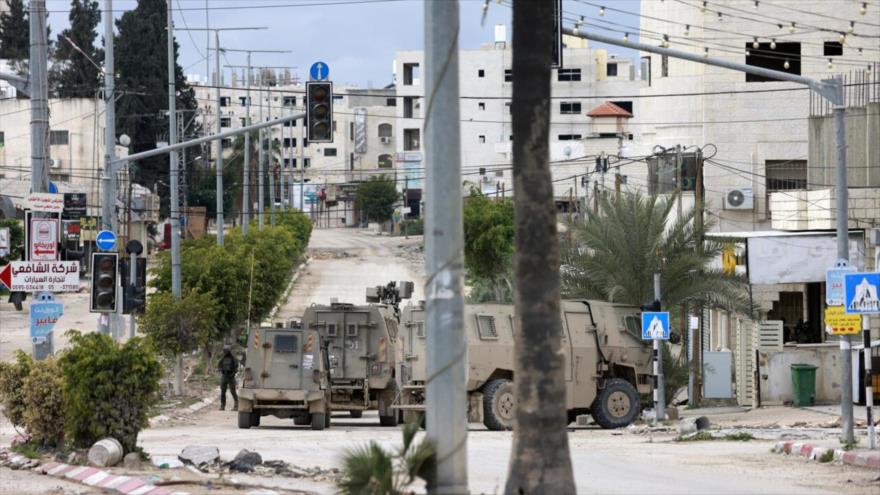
<box><xmin>424</xmin><ymin>1</ymin><xmax>468</xmax><ymax>492</ymax></box>
<box><xmin>654</xmin><ymin>273</ymin><xmax>666</xmax><ymax>422</ymax></box>
<box><xmin>29</xmin><ymin>0</ymin><xmax>49</xmax><ymax>195</ymax></box>
<box><xmin>258</xmin><ymin>82</ymin><xmax>265</xmax><ymax>229</ymax></box>
<box><xmin>562</xmin><ymin>26</ymin><xmax>852</xmax><ymax>444</ymax></box>
<box><xmin>267</xmin><ymin>86</ymin><xmax>276</xmax><ymax>226</ymax></box>
<box><xmin>166</xmin><ymin>0</ymin><xmax>184</xmax><ymax>395</ymax></box>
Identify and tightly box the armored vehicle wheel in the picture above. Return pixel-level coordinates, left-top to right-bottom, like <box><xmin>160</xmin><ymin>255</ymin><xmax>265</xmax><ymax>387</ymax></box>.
<box><xmin>311</xmin><ymin>413</ymin><xmax>326</xmax><ymax>430</ymax></box>
<box><xmin>325</xmin><ymin>411</ymin><xmax>331</xmax><ymax>428</ymax></box>
<box><xmin>349</xmin><ymin>410</ymin><xmax>363</xmax><ymax>418</ymax></box>
<box><xmin>250</xmin><ymin>411</ymin><xmax>261</xmax><ymax>427</ymax></box>
<box><xmin>591</xmin><ymin>378</ymin><xmax>640</xmax><ymax>429</ymax></box>
<box><xmin>482</xmin><ymin>379</ymin><xmax>515</xmax><ymax>431</ymax></box>
<box><xmin>294</xmin><ymin>415</ymin><xmax>311</xmax><ymax>426</ymax></box>
<box><xmin>237</xmin><ymin>412</ymin><xmax>251</xmax><ymax>429</ymax></box>
<box><xmin>379</xmin><ymin>413</ymin><xmax>399</xmax><ymax>427</ymax></box>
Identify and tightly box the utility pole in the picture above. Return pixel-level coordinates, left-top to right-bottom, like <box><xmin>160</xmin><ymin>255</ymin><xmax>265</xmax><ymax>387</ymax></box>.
<box><xmin>563</xmin><ymin>23</ymin><xmax>851</xmax><ymax>449</ymax></box>
<box><xmin>166</xmin><ymin>0</ymin><xmax>184</xmax><ymax>394</ymax></box>
<box><xmin>300</xmin><ymin>108</ymin><xmax>306</xmax><ymax>212</ymax></box>
<box><xmin>654</xmin><ymin>272</ymin><xmax>666</xmax><ymax>422</ymax></box>
<box><xmin>267</xmin><ymin>85</ymin><xmax>276</xmax><ymax>226</ymax></box>
<box><xmin>258</xmin><ymin>81</ymin><xmax>265</xmax><ymax>229</ymax></box>
<box><xmin>675</xmin><ymin>144</ymin><xmax>683</xmax><ymax>221</ymax></box>
<box><xmin>424</xmin><ymin>1</ymin><xmax>467</xmax><ymax>492</ymax></box>
<box><xmin>692</xmin><ymin>148</ymin><xmax>705</xmax><ymax>406</ymax></box>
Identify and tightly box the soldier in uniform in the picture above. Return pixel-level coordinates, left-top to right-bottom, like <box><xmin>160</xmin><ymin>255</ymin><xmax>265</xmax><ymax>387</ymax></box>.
<box><xmin>217</xmin><ymin>345</ymin><xmax>239</xmax><ymax>410</ymax></box>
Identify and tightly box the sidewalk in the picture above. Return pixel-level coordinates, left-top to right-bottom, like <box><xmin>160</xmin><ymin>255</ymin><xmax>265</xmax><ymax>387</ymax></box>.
<box><xmin>774</xmin><ymin>441</ymin><xmax>880</xmax><ymax>470</ymax></box>
<box><xmin>680</xmin><ymin>404</ymin><xmax>873</xmax><ymax>429</ymax></box>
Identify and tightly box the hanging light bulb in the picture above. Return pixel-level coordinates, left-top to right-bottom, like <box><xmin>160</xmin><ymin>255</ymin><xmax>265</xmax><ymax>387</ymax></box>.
<box><xmin>789</xmin><ymin>22</ymin><xmax>796</xmax><ymax>34</ymax></box>
<box><xmin>770</xmin><ymin>38</ymin><xmax>777</xmax><ymax>50</ymax></box>
<box><xmin>703</xmin><ymin>47</ymin><xmax>709</xmax><ymax>57</ymax></box>
<box><xmin>684</xmin><ymin>24</ymin><xmax>690</xmax><ymax>36</ymax></box>
<box><xmin>662</xmin><ymin>34</ymin><xmax>669</xmax><ymax>48</ymax></box>
<box><xmin>717</xmin><ymin>12</ymin><xmax>723</xmax><ymax>22</ymax></box>
<box><xmin>861</xmin><ymin>2</ymin><xmax>867</xmax><ymax>15</ymax></box>
<box><xmin>752</xmin><ymin>37</ymin><xmax>759</xmax><ymax>49</ymax></box>
<box><xmin>777</xmin><ymin>23</ymin><xmax>783</xmax><ymax>30</ymax></box>
<box><xmin>623</xmin><ymin>32</ymin><xmax>629</xmax><ymax>42</ymax></box>
<box><xmin>849</xmin><ymin>21</ymin><xmax>855</xmax><ymax>34</ymax></box>
<box><xmin>599</xmin><ymin>6</ymin><xmax>605</xmax><ymax>16</ymax></box>
<box><xmin>574</xmin><ymin>16</ymin><xmax>584</xmax><ymax>35</ymax></box>
<box><xmin>839</xmin><ymin>33</ymin><xmax>846</xmax><ymax>44</ymax></box>
<box><xmin>867</xmin><ymin>64</ymin><xmax>873</xmax><ymax>74</ymax></box>
<box><xmin>784</xmin><ymin>60</ymin><xmax>790</xmax><ymax>70</ymax></box>
<box><xmin>827</xmin><ymin>58</ymin><xmax>833</xmax><ymax>70</ymax></box>
<box><xmin>701</xmin><ymin>1</ymin><xmax>707</xmax><ymax>13</ymax></box>
<box><xmin>754</xmin><ymin>0</ymin><xmax>759</xmax><ymax>8</ymax></box>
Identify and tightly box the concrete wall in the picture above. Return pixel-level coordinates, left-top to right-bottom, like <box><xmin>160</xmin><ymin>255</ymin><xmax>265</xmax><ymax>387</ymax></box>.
<box><xmin>808</xmin><ymin>102</ymin><xmax>880</xmax><ymax>188</ymax></box>
<box><xmin>758</xmin><ymin>343</ymin><xmax>843</xmax><ymax>405</ymax></box>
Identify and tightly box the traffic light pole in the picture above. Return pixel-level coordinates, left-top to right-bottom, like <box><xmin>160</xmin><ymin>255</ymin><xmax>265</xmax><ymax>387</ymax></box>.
<box><xmin>129</xmin><ymin>248</ymin><xmax>138</xmax><ymax>339</ymax></box>
<box><xmin>562</xmin><ymin>24</ymin><xmax>853</xmax><ymax>445</ymax></box>
<box><xmin>654</xmin><ymin>273</ymin><xmax>666</xmax><ymax>423</ymax></box>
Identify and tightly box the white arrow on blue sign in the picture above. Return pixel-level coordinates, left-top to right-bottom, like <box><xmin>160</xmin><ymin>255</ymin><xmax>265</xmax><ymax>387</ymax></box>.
<box><xmin>844</xmin><ymin>272</ymin><xmax>880</xmax><ymax>314</ymax></box>
<box><xmin>310</xmin><ymin>61</ymin><xmax>329</xmax><ymax>81</ymax></box>
<box><xmin>95</xmin><ymin>230</ymin><xmax>117</xmax><ymax>251</ymax></box>
<box><xmin>641</xmin><ymin>311</ymin><xmax>670</xmax><ymax>341</ymax></box>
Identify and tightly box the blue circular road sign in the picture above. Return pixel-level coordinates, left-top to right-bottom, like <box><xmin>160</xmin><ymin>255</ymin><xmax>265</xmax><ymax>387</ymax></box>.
<box><xmin>310</xmin><ymin>61</ymin><xmax>329</xmax><ymax>81</ymax></box>
<box><xmin>95</xmin><ymin>230</ymin><xmax>117</xmax><ymax>251</ymax></box>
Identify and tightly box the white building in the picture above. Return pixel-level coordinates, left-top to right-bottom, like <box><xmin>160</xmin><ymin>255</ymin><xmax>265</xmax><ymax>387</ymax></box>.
<box><xmin>393</xmin><ymin>27</ymin><xmax>646</xmax><ymax>212</ymax></box>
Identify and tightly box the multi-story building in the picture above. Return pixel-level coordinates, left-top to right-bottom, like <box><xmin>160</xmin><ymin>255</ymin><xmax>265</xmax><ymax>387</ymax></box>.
<box><xmin>393</xmin><ymin>26</ymin><xmax>645</xmax><ymax>214</ymax></box>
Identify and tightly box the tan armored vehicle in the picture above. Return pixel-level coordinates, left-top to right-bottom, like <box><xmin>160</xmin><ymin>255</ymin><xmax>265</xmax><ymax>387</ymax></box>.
<box><xmin>301</xmin><ymin>281</ymin><xmax>413</xmax><ymax>426</ymax></box>
<box><xmin>396</xmin><ymin>299</ymin><xmax>653</xmax><ymax>430</ymax></box>
<box><xmin>238</xmin><ymin>322</ymin><xmax>332</xmax><ymax>430</ymax></box>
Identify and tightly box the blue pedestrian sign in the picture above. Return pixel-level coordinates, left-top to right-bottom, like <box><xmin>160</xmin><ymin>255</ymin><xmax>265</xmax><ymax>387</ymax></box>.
<box><xmin>641</xmin><ymin>311</ymin><xmax>670</xmax><ymax>341</ymax></box>
<box><xmin>826</xmin><ymin>259</ymin><xmax>854</xmax><ymax>306</ymax></box>
<box><xmin>310</xmin><ymin>61</ymin><xmax>329</xmax><ymax>81</ymax></box>
<box><xmin>95</xmin><ymin>230</ymin><xmax>117</xmax><ymax>251</ymax></box>
<box><xmin>844</xmin><ymin>272</ymin><xmax>880</xmax><ymax>314</ymax></box>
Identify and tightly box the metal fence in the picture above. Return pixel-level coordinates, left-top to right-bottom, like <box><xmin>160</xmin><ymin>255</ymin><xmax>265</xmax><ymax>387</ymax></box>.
<box><xmin>810</xmin><ymin>62</ymin><xmax>880</xmax><ymax>116</ymax></box>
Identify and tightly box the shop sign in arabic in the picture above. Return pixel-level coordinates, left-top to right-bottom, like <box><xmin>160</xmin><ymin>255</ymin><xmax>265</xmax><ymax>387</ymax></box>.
<box><xmin>30</xmin><ymin>301</ymin><xmax>64</xmax><ymax>338</ymax></box>
<box><xmin>0</xmin><ymin>261</ymin><xmax>80</xmax><ymax>292</ymax></box>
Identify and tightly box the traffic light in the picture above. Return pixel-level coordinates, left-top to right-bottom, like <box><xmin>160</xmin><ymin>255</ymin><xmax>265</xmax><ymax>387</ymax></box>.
<box><xmin>90</xmin><ymin>252</ymin><xmax>118</xmax><ymax>313</ymax></box>
<box><xmin>640</xmin><ymin>300</ymin><xmax>661</xmax><ymax>312</ymax></box>
<box><xmin>121</xmin><ymin>257</ymin><xmax>147</xmax><ymax>314</ymax></box>
<box><xmin>306</xmin><ymin>81</ymin><xmax>333</xmax><ymax>143</ymax></box>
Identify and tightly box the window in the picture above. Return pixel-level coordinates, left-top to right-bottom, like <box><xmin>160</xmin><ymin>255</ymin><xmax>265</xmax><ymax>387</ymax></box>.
<box><xmin>220</xmin><ymin>96</ymin><xmax>231</xmax><ymax>107</ymax></box>
<box><xmin>220</xmin><ymin>117</ymin><xmax>231</xmax><ymax>128</ymax></box>
<box><xmin>274</xmin><ymin>334</ymin><xmax>298</xmax><ymax>353</ymax></box>
<box><xmin>611</xmin><ymin>101</ymin><xmax>633</xmax><ymax>114</ymax></box>
<box><xmin>239</xmin><ymin>96</ymin><xmax>249</xmax><ymax>106</ymax></box>
<box><xmin>478</xmin><ymin>69</ymin><xmax>485</xmax><ymax>78</ymax></box>
<box><xmin>324</xmin><ymin>148</ymin><xmax>337</xmax><ymax>157</ymax></box>
<box><xmin>386</xmin><ymin>98</ymin><xmax>397</xmax><ymax>107</ymax></box>
<box><xmin>303</xmin><ymin>157</ymin><xmax>311</xmax><ymax>168</ymax></box>
<box><xmin>624</xmin><ymin>315</ymin><xmax>641</xmax><ymax>340</ymax></box>
<box><xmin>558</xmin><ymin>134</ymin><xmax>582</xmax><ymax>141</ymax></box>
<box><xmin>239</xmin><ymin>117</ymin><xmax>247</xmax><ymax>127</ymax></box>
<box><xmin>283</xmin><ymin>138</ymin><xmax>296</xmax><ymax>148</ymax></box>
<box><xmin>346</xmin><ymin>323</ymin><xmax>358</xmax><ymax>337</ymax></box>
<box><xmin>378</xmin><ymin>154</ymin><xmax>393</xmax><ymax>168</ymax></box>
<box><xmin>349</xmin><ymin>122</ymin><xmax>354</xmax><ymax>141</ymax></box>
<box><xmin>478</xmin><ymin>135</ymin><xmax>486</xmax><ymax>143</ymax></box>
<box><xmin>283</xmin><ymin>119</ymin><xmax>296</xmax><ymax>127</ymax></box>
<box><xmin>560</xmin><ymin>101</ymin><xmax>581</xmax><ymax>114</ymax></box>
<box><xmin>746</xmin><ymin>42</ymin><xmax>801</xmax><ymax>81</ymax></box>
<box><xmin>404</xmin><ymin>128</ymin><xmax>420</xmax><ymax>151</ymax></box>
<box><xmin>403</xmin><ymin>63</ymin><xmax>420</xmax><ymax>85</ymax></box>
<box><xmin>283</xmin><ymin>95</ymin><xmax>296</xmax><ymax>107</ymax></box>
<box><xmin>640</xmin><ymin>56</ymin><xmax>651</xmax><ymax>86</ymax></box>
<box><xmin>476</xmin><ymin>315</ymin><xmax>498</xmax><ymax>340</ymax></box>
<box><xmin>661</xmin><ymin>55</ymin><xmax>668</xmax><ymax>78</ymax></box>
<box><xmin>403</xmin><ymin>96</ymin><xmax>417</xmax><ymax>118</ymax></box>
<box><xmin>607</xmin><ymin>63</ymin><xmax>618</xmax><ymax>77</ymax></box>
<box><xmin>416</xmin><ymin>322</ymin><xmax>425</xmax><ymax>338</ymax></box>
<box><xmin>0</xmin><ymin>131</ymin><xmax>4</xmax><ymax>147</ymax></box>
<box><xmin>766</xmin><ymin>159</ymin><xmax>807</xmax><ymax>197</ymax></box>
<box><xmin>378</xmin><ymin>123</ymin><xmax>392</xmax><ymax>138</ymax></box>
<box><xmin>824</xmin><ymin>41</ymin><xmax>843</xmax><ymax>56</ymax></box>
<box><xmin>221</xmin><ymin>138</ymin><xmax>232</xmax><ymax>149</ymax></box>
<box><xmin>478</xmin><ymin>102</ymin><xmax>485</xmax><ymax>111</ymax></box>
<box><xmin>495</xmin><ymin>169</ymin><xmax>504</xmax><ymax>177</ymax></box>
<box><xmin>504</xmin><ymin>69</ymin><xmax>513</xmax><ymax>82</ymax></box>
<box><xmin>557</xmin><ymin>68</ymin><xmax>581</xmax><ymax>81</ymax></box>
<box><xmin>49</xmin><ymin>130</ymin><xmax>69</xmax><ymax>145</ymax></box>
<box><xmin>327</xmin><ymin>323</ymin><xmax>338</xmax><ymax>337</ymax></box>
<box><xmin>285</xmin><ymin>158</ymin><xmax>296</xmax><ymax>168</ymax></box>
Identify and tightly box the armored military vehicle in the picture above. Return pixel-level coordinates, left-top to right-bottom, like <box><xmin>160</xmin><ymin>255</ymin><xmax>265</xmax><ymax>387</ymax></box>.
<box><xmin>301</xmin><ymin>281</ymin><xmax>414</xmax><ymax>426</ymax></box>
<box><xmin>237</xmin><ymin>322</ymin><xmax>332</xmax><ymax>430</ymax></box>
<box><xmin>395</xmin><ymin>299</ymin><xmax>653</xmax><ymax>430</ymax></box>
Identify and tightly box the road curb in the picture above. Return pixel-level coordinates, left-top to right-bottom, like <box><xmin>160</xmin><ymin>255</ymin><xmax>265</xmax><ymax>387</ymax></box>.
<box><xmin>773</xmin><ymin>441</ymin><xmax>880</xmax><ymax>469</ymax></box>
<box><xmin>1</xmin><ymin>448</ymin><xmax>190</xmax><ymax>494</ymax></box>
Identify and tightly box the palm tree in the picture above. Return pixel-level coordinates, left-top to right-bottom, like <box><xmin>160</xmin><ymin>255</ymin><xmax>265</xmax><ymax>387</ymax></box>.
<box><xmin>561</xmin><ymin>192</ymin><xmax>751</xmax><ymax>315</ymax></box>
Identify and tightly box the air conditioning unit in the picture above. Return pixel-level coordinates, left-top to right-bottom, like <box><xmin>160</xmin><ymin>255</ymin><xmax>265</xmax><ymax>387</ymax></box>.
<box><xmin>380</xmin><ymin>136</ymin><xmax>391</xmax><ymax>144</ymax></box>
<box><xmin>49</xmin><ymin>158</ymin><xmax>62</xmax><ymax>169</ymax></box>
<box><xmin>724</xmin><ymin>187</ymin><xmax>754</xmax><ymax>210</ymax></box>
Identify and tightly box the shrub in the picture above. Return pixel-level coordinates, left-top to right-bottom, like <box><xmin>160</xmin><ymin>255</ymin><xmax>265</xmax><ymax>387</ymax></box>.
<box><xmin>60</xmin><ymin>331</ymin><xmax>162</xmax><ymax>452</ymax></box>
<box><xmin>399</xmin><ymin>218</ymin><xmax>423</xmax><ymax>236</ymax></box>
<box><xmin>0</xmin><ymin>350</ymin><xmax>33</xmax><ymax>428</ymax></box>
<box><xmin>21</xmin><ymin>358</ymin><xmax>65</xmax><ymax>447</ymax></box>
<box><xmin>139</xmin><ymin>289</ymin><xmax>220</xmax><ymax>358</ymax></box>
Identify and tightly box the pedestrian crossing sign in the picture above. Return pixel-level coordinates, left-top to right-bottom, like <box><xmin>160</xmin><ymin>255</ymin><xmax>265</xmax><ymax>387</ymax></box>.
<box><xmin>641</xmin><ymin>311</ymin><xmax>670</xmax><ymax>341</ymax></box>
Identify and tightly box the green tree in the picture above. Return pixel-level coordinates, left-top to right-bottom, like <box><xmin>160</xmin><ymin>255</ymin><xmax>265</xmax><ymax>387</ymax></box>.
<box><xmin>0</xmin><ymin>0</ymin><xmax>28</xmax><ymax>60</ymax></box>
<box><xmin>139</xmin><ymin>289</ymin><xmax>220</xmax><ymax>357</ymax></box>
<box><xmin>561</xmin><ymin>192</ymin><xmax>750</xmax><ymax>314</ymax></box>
<box><xmin>463</xmin><ymin>186</ymin><xmax>514</xmax><ymax>302</ymax></box>
<box><xmin>115</xmin><ymin>0</ymin><xmax>197</xmax><ymax>212</ymax></box>
<box><xmin>355</xmin><ymin>175</ymin><xmax>398</xmax><ymax>223</ymax></box>
<box><xmin>52</xmin><ymin>0</ymin><xmax>103</xmax><ymax>98</ymax></box>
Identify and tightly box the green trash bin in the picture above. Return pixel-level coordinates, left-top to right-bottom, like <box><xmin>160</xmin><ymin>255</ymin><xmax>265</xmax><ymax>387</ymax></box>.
<box><xmin>791</xmin><ymin>363</ymin><xmax>818</xmax><ymax>407</ymax></box>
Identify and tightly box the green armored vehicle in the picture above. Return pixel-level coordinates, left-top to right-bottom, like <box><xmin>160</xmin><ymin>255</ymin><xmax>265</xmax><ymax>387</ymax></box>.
<box><xmin>301</xmin><ymin>281</ymin><xmax>413</xmax><ymax>426</ymax></box>
<box><xmin>238</xmin><ymin>322</ymin><xmax>332</xmax><ymax>430</ymax></box>
<box><xmin>395</xmin><ymin>299</ymin><xmax>653</xmax><ymax>430</ymax></box>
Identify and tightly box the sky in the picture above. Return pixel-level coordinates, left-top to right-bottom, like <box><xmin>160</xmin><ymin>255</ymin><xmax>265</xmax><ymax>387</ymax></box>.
<box><xmin>45</xmin><ymin>0</ymin><xmax>642</xmax><ymax>88</ymax></box>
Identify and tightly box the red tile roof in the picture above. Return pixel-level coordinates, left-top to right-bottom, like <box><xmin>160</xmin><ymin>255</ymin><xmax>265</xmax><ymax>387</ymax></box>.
<box><xmin>586</xmin><ymin>101</ymin><xmax>633</xmax><ymax>118</ymax></box>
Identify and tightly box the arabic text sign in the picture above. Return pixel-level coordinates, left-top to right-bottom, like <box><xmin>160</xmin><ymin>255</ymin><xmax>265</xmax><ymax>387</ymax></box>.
<box><xmin>824</xmin><ymin>305</ymin><xmax>861</xmax><ymax>335</ymax></box>
<box><xmin>0</xmin><ymin>261</ymin><xmax>80</xmax><ymax>292</ymax></box>
<box><xmin>30</xmin><ymin>301</ymin><xmax>64</xmax><ymax>338</ymax></box>
<box><xmin>29</xmin><ymin>218</ymin><xmax>59</xmax><ymax>261</ymax></box>
<box><xmin>26</xmin><ymin>193</ymin><xmax>65</xmax><ymax>213</ymax></box>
